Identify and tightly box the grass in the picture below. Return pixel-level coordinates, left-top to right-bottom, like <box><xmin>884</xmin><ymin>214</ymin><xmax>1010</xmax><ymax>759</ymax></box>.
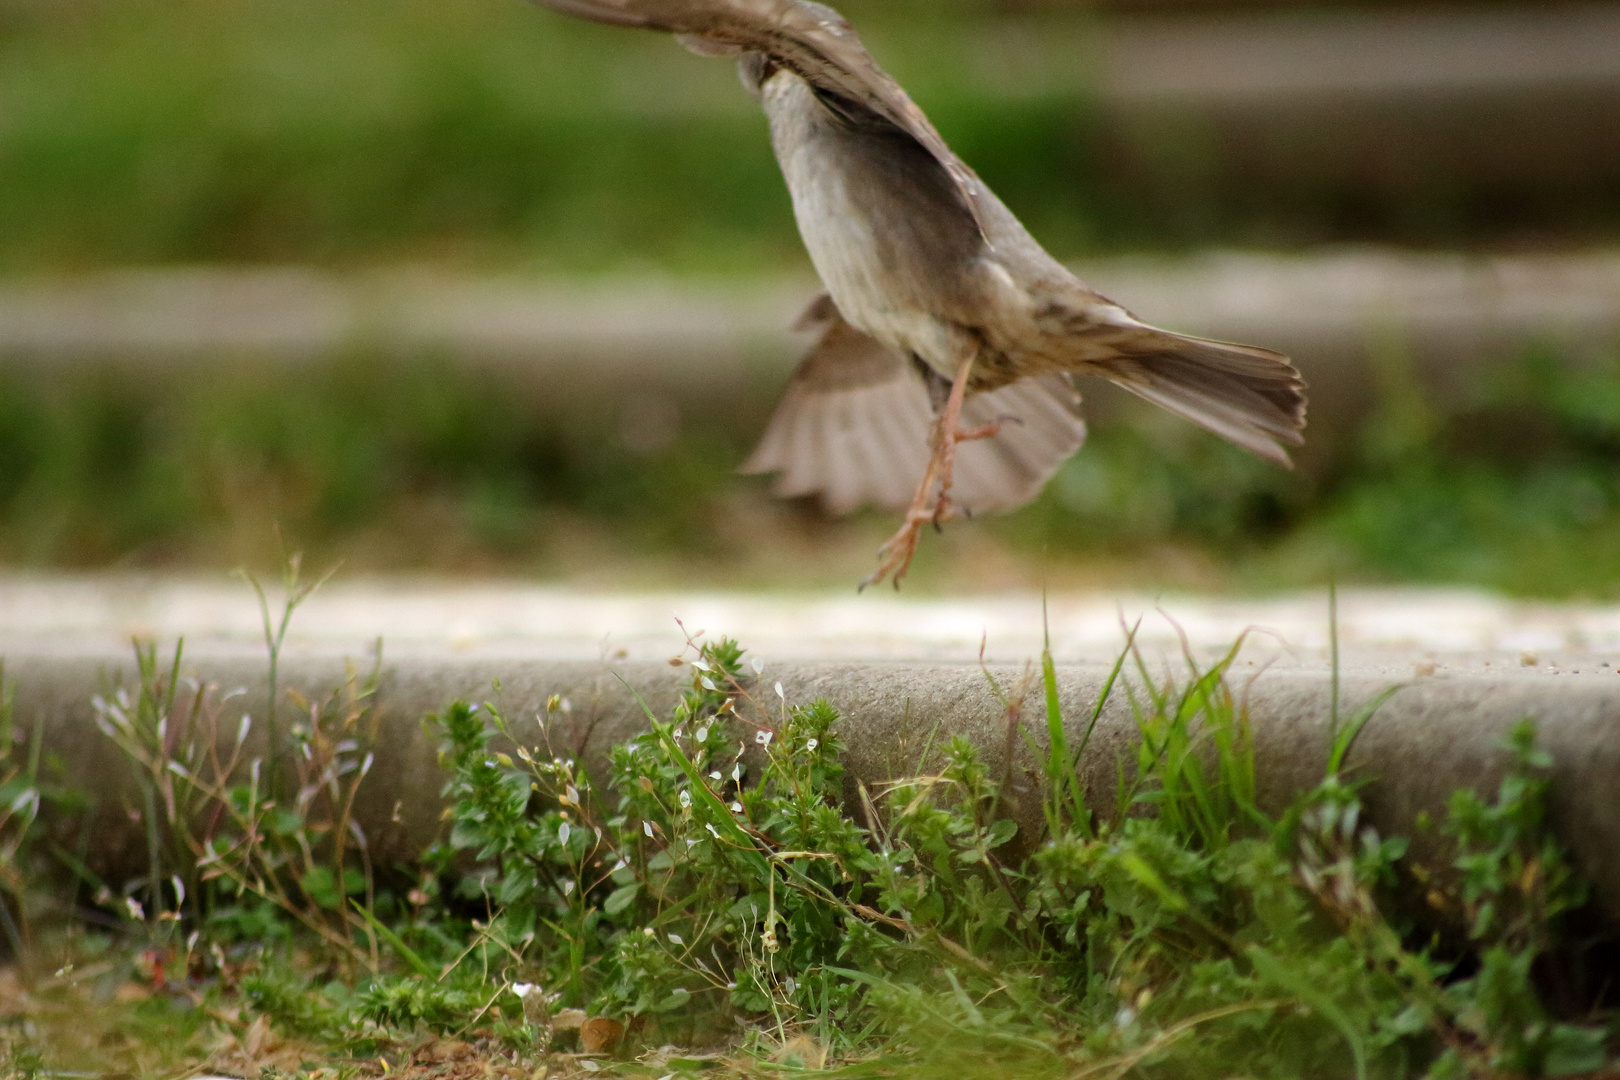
<box><xmin>0</xmin><ymin>578</ymin><xmax>1615</xmax><ymax>1077</ymax></box>
<box><xmin>3</xmin><ymin>0</ymin><xmax>1618</xmax><ymax>277</ymax></box>
<box><xmin>4</xmin><ymin>343</ymin><xmax>1620</xmax><ymax>595</ymax></box>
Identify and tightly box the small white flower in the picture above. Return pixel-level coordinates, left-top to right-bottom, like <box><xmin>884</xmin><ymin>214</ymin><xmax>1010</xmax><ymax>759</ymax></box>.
<box><xmin>686</xmin><ymin>838</ymin><xmax>699</xmax><ymax>848</ymax></box>
<box><xmin>785</xmin><ymin>977</ymin><xmax>796</xmax><ymax>994</ymax></box>
<box><xmin>562</xmin><ymin>879</ymin><xmax>576</xmax><ymax>896</ymax></box>
<box><xmin>695</xmin><ymin>725</ymin><xmax>709</xmax><ymax>742</ymax></box>
<box><xmin>806</xmin><ymin>738</ymin><xmax>818</xmax><ymax>751</ymax></box>
<box><xmin>667</xmin><ymin>932</ymin><xmax>684</xmax><ymax>945</ymax></box>
<box><xmin>613</xmin><ymin>857</ymin><xmax>630</xmax><ymax>871</ymax></box>
<box><xmin>643</xmin><ymin>926</ymin><xmax>656</xmax><ymax>938</ymax></box>
<box><xmin>731</xmin><ymin>763</ymin><xmax>743</xmax><ymax>782</ymax></box>
<box><xmin>511</xmin><ymin>983</ymin><xmax>537</xmax><ymax>999</ymax></box>
<box><xmin>726</xmin><ymin>981</ymin><xmax>738</xmax><ymax>990</ymax></box>
<box><xmin>644</xmin><ymin>821</ymin><xmax>655</xmax><ymax>838</ymax></box>
<box><xmin>705</xmin><ymin>823</ymin><xmax>720</xmax><ymax>838</ymax></box>
<box><xmin>124</xmin><ymin>897</ymin><xmax>145</xmax><ymax>921</ymax></box>
<box><xmin>709</xmin><ymin>771</ymin><xmax>722</xmax><ymax>781</ymax></box>
<box><xmin>691</xmin><ymin>658</ymin><xmax>711</xmax><ymax>672</ymax></box>
<box><xmin>700</xmin><ymin>676</ymin><xmax>717</xmax><ymax>692</ymax></box>
<box><xmin>756</xmin><ymin>730</ymin><xmax>773</xmax><ymax>747</ymax></box>
<box><xmin>558</xmin><ymin>822</ymin><xmax>570</xmax><ymax>846</ymax></box>
<box><xmin>564</xmin><ymin>785</ymin><xmax>579</xmax><ymax>805</ymax></box>
<box><xmin>751</xmin><ymin>657</ymin><xmax>764</xmax><ymax>674</ymax></box>
<box><xmin>678</xmin><ymin>789</ymin><xmax>692</xmax><ymax>808</ymax></box>
<box><xmin>773</xmin><ymin>681</ymin><xmax>785</xmax><ymax>700</ymax></box>
<box><xmin>730</xmin><ymin>801</ymin><xmax>743</xmax><ymax>814</ymax></box>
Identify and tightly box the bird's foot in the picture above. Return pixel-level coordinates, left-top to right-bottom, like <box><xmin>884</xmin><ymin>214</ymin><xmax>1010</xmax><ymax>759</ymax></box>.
<box><xmin>860</xmin><ymin>503</ymin><xmax>938</xmax><ymax>592</ymax></box>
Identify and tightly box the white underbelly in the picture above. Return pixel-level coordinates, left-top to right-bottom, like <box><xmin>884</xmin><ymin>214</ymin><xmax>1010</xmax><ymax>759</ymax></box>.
<box><xmin>776</xmin><ymin>130</ymin><xmax>961</xmax><ymax>370</ymax></box>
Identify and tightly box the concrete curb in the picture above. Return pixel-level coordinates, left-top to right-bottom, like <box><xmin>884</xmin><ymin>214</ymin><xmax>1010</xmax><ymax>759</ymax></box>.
<box><xmin>4</xmin><ymin>251</ymin><xmax>1617</xmax><ymax>455</ymax></box>
<box><xmin>8</xmin><ymin>637</ymin><xmax>1619</xmax><ymax>925</ymax></box>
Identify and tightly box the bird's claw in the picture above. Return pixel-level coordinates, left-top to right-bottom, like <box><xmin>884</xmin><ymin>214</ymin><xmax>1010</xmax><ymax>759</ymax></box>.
<box><xmin>860</xmin><ymin>505</ymin><xmax>935</xmax><ymax>591</ymax></box>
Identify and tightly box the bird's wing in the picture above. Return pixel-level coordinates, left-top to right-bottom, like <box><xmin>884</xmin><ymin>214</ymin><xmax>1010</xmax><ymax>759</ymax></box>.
<box><xmin>952</xmin><ymin>374</ymin><xmax>1087</xmax><ymax>514</ymax></box>
<box><xmin>742</xmin><ymin>295</ymin><xmax>1085</xmax><ymax>515</ymax></box>
<box><xmin>527</xmin><ymin>0</ymin><xmax>981</xmax><ymax>229</ymax></box>
<box><xmin>740</xmin><ymin>293</ymin><xmax>927</xmax><ymax>514</ymax></box>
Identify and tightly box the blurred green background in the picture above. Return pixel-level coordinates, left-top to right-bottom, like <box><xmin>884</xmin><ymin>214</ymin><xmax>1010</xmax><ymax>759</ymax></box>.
<box><xmin>2</xmin><ymin>0</ymin><xmax>1619</xmax><ymax>594</ymax></box>
<box><xmin>4</xmin><ymin>0</ymin><xmax>1615</xmax><ymax>271</ymax></box>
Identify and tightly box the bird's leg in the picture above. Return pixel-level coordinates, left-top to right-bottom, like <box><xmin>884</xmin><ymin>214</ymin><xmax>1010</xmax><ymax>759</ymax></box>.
<box><xmin>861</xmin><ymin>352</ymin><xmax>980</xmax><ymax>591</ymax></box>
<box><xmin>931</xmin><ymin>417</ymin><xmax>1001</xmax><ymax>526</ymax></box>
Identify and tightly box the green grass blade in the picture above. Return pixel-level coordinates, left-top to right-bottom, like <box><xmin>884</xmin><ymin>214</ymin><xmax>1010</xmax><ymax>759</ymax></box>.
<box><xmin>1248</xmin><ymin>945</ymin><xmax>1369</xmax><ymax>1080</ymax></box>
<box><xmin>351</xmin><ymin>899</ymin><xmax>435</xmax><ymax>977</ymax></box>
<box><xmin>1327</xmin><ymin>684</ymin><xmax>1404</xmax><ymax>778</ymax></box>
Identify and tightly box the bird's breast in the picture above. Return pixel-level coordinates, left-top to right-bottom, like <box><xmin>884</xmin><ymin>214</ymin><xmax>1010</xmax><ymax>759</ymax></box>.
<box><xmin>763</xmin><ymin>72</ymin><xmax>988</xmax><ymax>374</ymax></box>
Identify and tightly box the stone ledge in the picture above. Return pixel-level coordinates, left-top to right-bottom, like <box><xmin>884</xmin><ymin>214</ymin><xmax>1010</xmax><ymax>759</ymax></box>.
<box><xmin>3</xmin><ymin>251</ymin><xmax>1616</xmax><ymax>450</ymax></box>
<box><xmin>4</xmin><ymin>584</ymin><xmax>1617</xmax><ymax>926</ymax></box>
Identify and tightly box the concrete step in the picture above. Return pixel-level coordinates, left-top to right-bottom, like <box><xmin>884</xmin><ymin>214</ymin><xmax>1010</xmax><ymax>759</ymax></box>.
<box><xmin>1089</xmin><ymin>2</ymin><xmax>1620</xmax><ymax>105</ymax></box>
<box><xmin>4</xmin><ymin>576</ymin><xmax>1618</xmax><ymax>924</ymax></box>
<box><xmin>3</xmin><ymin>574</ymin><xmax>1619</xmax><ymax>668</ymax></box>
<box><xmin>977</xmin><ymin>2</ymin><xmax>1620</xmax><ymax>241</ymax></box>
<box><xmin>3</xmin><ymin>250</ymin><xmax>1617</xmax><ymax>450</ymax></box>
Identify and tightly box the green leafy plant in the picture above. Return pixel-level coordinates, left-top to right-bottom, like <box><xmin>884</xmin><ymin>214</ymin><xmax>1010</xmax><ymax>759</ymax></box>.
<box><xmin>1435</xmin><ymin>721</ymin><xmax>1607</xmax><ymax>1078</ymax></box>
<box><xmin>0</xmin><ymin>663</ymin><xmax>44</xmax><ymax>955</ymax></box>
<box><xmin>414</xmin><ymin>632</ymin><xmax>1614</xmax><ymax>1077</ymax></box>
<box><xmin>5</xmin><ymin>616</ymin><xmax>1613</xmax><ymax>1078</ymax></box>
<box><xmin>91</xmin><ymin>561</ymin><xmax>385</xmax><ymax>965</ymax></box>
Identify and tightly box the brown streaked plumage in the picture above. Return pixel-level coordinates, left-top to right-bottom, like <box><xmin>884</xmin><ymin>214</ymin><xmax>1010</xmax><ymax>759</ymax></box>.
<box><xmin>528</xmin><ymin>0</ymin><xmax>1307</xmax><ymax>587</ymax></box>
<box><xmin>741</xmin><ymin>294</ymin><xmax>1088</xmax><ymax>516</ymax></box>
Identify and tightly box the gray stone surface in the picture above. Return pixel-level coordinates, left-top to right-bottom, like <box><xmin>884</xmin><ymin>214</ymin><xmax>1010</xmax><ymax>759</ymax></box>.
<box><xmin>3</xmin><ymin>577</ymin><xmax>1618</xmax><ymax>924</ymax></box>
<box><xmin>3</xmin><ymin>251</ymin><xmax>1617</xmax><ymax>450</ymax></box>
<box><xmin>1091</xmin><ymin>3</ymin><xmax>1620</xmax><ymax>103</ymax></box>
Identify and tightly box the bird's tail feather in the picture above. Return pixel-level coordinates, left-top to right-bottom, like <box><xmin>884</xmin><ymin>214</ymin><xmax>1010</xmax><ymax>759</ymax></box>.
<box><xmin>1088</xmin><ymin>328</ymin><xmax>1307</xmax><ymax>467</ymax></box>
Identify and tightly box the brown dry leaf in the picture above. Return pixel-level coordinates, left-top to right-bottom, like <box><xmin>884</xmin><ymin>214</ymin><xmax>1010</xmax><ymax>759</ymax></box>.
<box><xmin>772</xmin><ymin>1034</ymin><xmax>828</xmax><ymax>1068</ymax></box>
<box><xmin>208</xmin><ymin>1003</ymin><xmax>243</xmax><ymax>1027</ymax></box>
<box><xmin>421</xmin><ymin>1038</ymin><xmax>476</xmax><ymax>1064</ymax></box>
<box><xmin>113</xmin><ymin>981</ymin><xmax>152</xmax><ymax>1004</ymax></box>
<box><xmin>579</xmin><ymin>1017</ymin><xmax>624</xmax><ymax>1055</ymax></box>
<box><xmin>551</xmin><ymin>1008</ymin><xmax>587</xmax><ymax>1031</ymax></box>
<box><xmin>244</xmin><ymin>1014</ymin><xmax>273</xmax><ymax>1060</ymax></box>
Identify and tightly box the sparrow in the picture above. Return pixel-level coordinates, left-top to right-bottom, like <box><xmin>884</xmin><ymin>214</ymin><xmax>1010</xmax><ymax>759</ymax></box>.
<box><xmin>528</xmin><ymin>0</ymin><xmax>1307</xmax><ymax>587</ymax></box>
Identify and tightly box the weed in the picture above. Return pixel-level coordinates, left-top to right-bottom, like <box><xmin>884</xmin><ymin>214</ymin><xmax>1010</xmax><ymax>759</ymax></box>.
<box><xmin>0</xmin><ymin>612</ymin><xmax>1613</xmax><ymax>1076</ymax></box>
<box><xmin>91</xmin><ymin>561</ymin><xmax>385</xmax><ymax>966</ymax></box>
<box><xmin>0</xmin><ymin>662</ymin><xmax>42</xmax><ymax>954</ymax></box>
<box><xmin>404</xmin><ymin>634</ymin><xmax>1613</xmax><ymax>1077</ymax></box>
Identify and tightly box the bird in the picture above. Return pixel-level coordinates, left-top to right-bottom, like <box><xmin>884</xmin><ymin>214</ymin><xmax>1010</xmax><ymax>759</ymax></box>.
<box><xmin>527</xmin><ymin>0</ymin><xmax>1307</xmax><ymax>588</ymax></box>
